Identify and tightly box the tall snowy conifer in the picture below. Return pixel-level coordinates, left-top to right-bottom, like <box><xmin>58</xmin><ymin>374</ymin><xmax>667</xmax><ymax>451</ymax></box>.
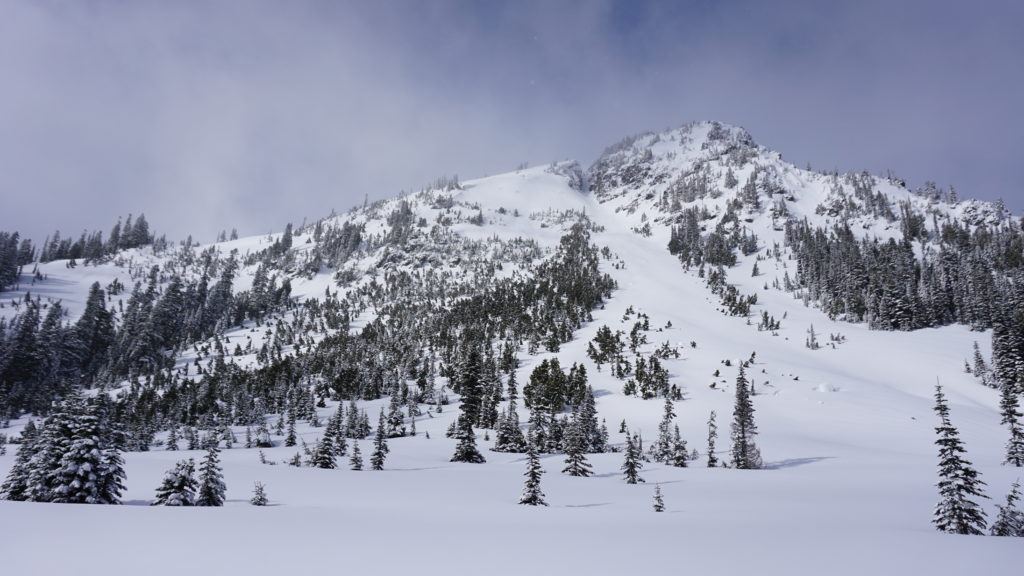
<box><xmin>196</xmin><ymin>446</ymin><xmax>226</xmax><ymax>507</ymax></box>
<box><xmin>730</xmin><ymin>365</ymin><xmax>762</xmax><ymax>469</ymax></box>
<box><xmin>932</xmin><ymin>385</ymin><xmax>988</xmax><ymax>535</ymax></box>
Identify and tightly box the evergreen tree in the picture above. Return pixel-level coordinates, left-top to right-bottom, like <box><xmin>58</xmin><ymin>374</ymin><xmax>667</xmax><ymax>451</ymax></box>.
<box><xmin>730</xmin><ymin>365</ymin><xmax>762</xmax><ymax>469</ymax></box>
<box><xmin>152</xmin><ymin>459</ymin><xmax>197</xmax><ymax>506</ymax></box>
<box><xmin>0</xmin><ymin>431</ymin><xmax>39</xmax><ymax>501</ymax></box>
<box><xmin>990</xmin><ymin>480</ymin><xmax>1023</xmax><ymax>537</ymax></box>
<box><xmin>1000</xmin><ymin>377</ymin><xmax>1024</xmax><ymax>467</ymax></box>
<box><xmin>49</xmin><ymin>403</ymin><xmax>126</xmax><ymax>504</ymax></box>
<box><xmin>386</xmin><ymin>395</ymin><xmax>406</xmax><ymax>438</ymax></box>
<box><xmin>706</xmin><ymin>410</ymin><xmax>719</xmax><ymax>468</ymax></box>
<box><xmin>561</xmin><ymin>417</ymin><xmax>593</xmax><ymax>477</ymax></box>
<box><xmin>519</xmin><ymin>436</ymin><xmax>547</xmax><ymax>506</ymax></box>
<box><xmin>371</xmin><ymin>409</ymin><xmax>389</xmax><ymax>470</ymax></box>
<box><xmin>650</xmin><ymin>397</ymin><xmax>676</xmax><ymax>463</ymax></box>
<box><xmin>450</xmin><ymin>412</ymin><xmax>486</xmax><ymax>463</ymax></box>
<box><xmin>349</xmin><ymin>439</ymin><xmax>364</xmax><ymax>470</ymax></box>
<box><xmin>166</xmin><ymin>425</ymin><xmax>179</xmax><ymax>451</ymax></box>
<box><xmin>284</xmin><ymin>410</ymin><xmax>297</xmax><ymax>447</ymax></box>
<box><xmin>622</xmin><ymin>432</ymin><xmax>645</xmax><ymax>484</ymax></box>
<box><xmin>492</xmin><ymin>403</ymin><xmax>528</xmax><ymax>453</ymax></box>
<box><xmin>932</xmin><ymin>385</ymin><xmax>988</xmax><ymax>535</ymax></box>
<box><xmin>309</xmin><ymin>435</ymin><xmax>337</xmax><ymax>469</ymax></box>
<box><xmin>668</xmin><ymin>424</ymin><xmax>690</xmax><ymax>467</ymax></box>
<box><xmin>196</xmin><ymin>446</ymin><xmax>226</xmax><ymax>506</ymax></box>
<box><xmin>250</xmin><ymin>481</ymin><xmax>269</xmax><ymax>506</ymax></box>
<box><xmin>653</xmin><ymin>484</ymin><xmax>665</xmax><ymax>512</ymax></box>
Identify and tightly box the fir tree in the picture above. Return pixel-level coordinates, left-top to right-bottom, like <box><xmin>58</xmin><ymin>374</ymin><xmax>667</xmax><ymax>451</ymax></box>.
<box><xmin>653</xmin><ymin>484</ymin><xmax>665</xmax><ymax>512</ymax></box>
<box><xmin>668</xmin><ymin>424</ymin><xmax>690</xmax><ymax>467</ymax></box>
<box><xmin>519</xmin><ymin>436</ymin><xmax>547</xmax><ymax>506</ymax></box>
<box><xmin>492</xmin><ymin>403</ymin><xmax>528</xmax><ymax>453</ymax></box>
<box><xmin>450</xmin><ymin>412</ymin><xmax>486</xmax><ymax>463</ymax></box>
<box><xmin>561</xmin><ymin>417</ymin><xmax>593</xmax><ymax>477</ymax></box>
<box><xmin>1000</xmin><ymin>377</ymin><xmax>1024</xmax><ymax>467</ymax></box>
<box><xmin>651</xmin><ymin>397</ymin><xmax>676</xmax><ymax>463</ymax></box>
<box><xmin>990</xmin><ymin>480</ymin><xmax>1024</xmax><ymax>537</ymax></box>
<box><xmin>152</xmin><ymin>459</ymin><xmax>197</xmax><ymax>506</ymax></box>
<box><xmin>349</xmin><ymin>439</ymin><xmax>364</xmax><ymax>470</ymax></box>
<box><xmin>371</xmin><ymin>409</ymin><xmax>389</xmax><ymax>470</ymax></box>
<box><xmin>0</xmin><ymin>432</ymin><xmax>38</xmax><ymax>501</ymax></box>
<box><xmin>284</xmin><ymin>410</ymin><xmax>297</xmax><ymax>447</ymax></box>
<box><xmin>196</xmin><ymin>446</ymin><xmax>226</xmax><ymax>507</ymax></box>
<box><xmin>706</xmin><ymin>410</ymin><xmax>719</xmax><ymax>468</ymax></box>
<box><xmin>166</xmin><ymin>425</ymin><xmax>179</xmax><ymax>451</ymax></box>
<box><xmin>50</xmin><ymin>405</ymin><xmax>126</xmax><ymax>504</ymax></box>
<box><xmin>250</xmin><ymin>481</ymin><xmax>269</xmax><ymax>507</ymax></box>
<box><xmin>932</xmin><ymin>385</ymin><xmax>988</xmax><ymax>535</ymax></box>
<box><xmin>386</xmin><ymin>395</ymin><xmax>406</xmax><ymax>438</ymax></box>
<box><xmin>730</xmin><ymin>365</ymin><xmax>762</xmax><ymax>469</ymax></box>
<box><xmin>309</xmin><ymin>435</ymin><xmax>337</xmax><ymax>469</ymax></box>
<box><xmin>622</xmin><ymin>433</ymin><xmax>645</xmax><ymax>484</ymax></box>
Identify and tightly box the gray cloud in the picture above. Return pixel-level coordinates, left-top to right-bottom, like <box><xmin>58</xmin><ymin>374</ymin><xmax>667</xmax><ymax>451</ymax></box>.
<box><xmin>2</xmin><ymin>0</ymin><xmax>1022</xmax><ymax>245</ymax></box>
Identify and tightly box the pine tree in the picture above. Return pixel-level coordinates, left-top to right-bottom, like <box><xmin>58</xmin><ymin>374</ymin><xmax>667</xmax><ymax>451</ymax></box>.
<box><xmin>166</xmin><ymin>425</ymin><xmax>179</xmax><ymax>451</ymax></box>
<box><xmin>492</xmin><ymin>403</ymin><xmax>528</xmax><ymax>453</ymax></box>
<box><xmin>386</xmin><ymin>395</ymin><xmax>406</xmax><ymax>437</ymax></box>
<box><xmin>196</xmin><ymin>446</ymin><xmax>226</xmax><ymax>507</ymax></box>
<box><xmin>309</xmin><ymin>435</ymin><xmax>337</xmax><ymax>469</ymax></box>
<box><xmin>651</xmin><ymin>397</ymin><xmax>675</xmax><ymax>463</ymax></box>
<box><xmin>519</xmin><ymin>436</ymin><xmax>547</xmax><ymax>506</ymax></box>
<box><xmin>990</xmin><ymin>480</ymin><xmax>1024</xmax><ymax>537</ymax></box>
<box><xmin>371</xmin><ymin>409</ymin><xmax>389</xmax><ymax>470</ymax></box>
<box><xmin>450</xmin><ymin>412</ymin><xmax>486</xmax><ymax>463</ymax></box>
<box><xmin>152</xmin><ymin>459</ymin><xmax>197</xmax><ymax>506</ymax></box>
<box><xmin>668</xmin><ymin>424</ymin><xmax>690</xmax><ymax>467</ymax></box>
<box><xmin>561</xmin><ymin>417</ymin><xmax>593</xmax><ymax>477</ymax></box>
<box><xmin>730</xmin><ymin>365</ymin><xmax>762</xmax><ymax>469</ymax></box>
<box><xmin>1000</xmin><ymin>377</ymin><xmax>1024</xmax><ymax>467</ymax></box>
<box><xmin>622</xmin><ymin>433</ymin><xmax>645</xmax><ymax>484</ymax></box>
<box><xmin>706</xmin><ymin>410</ymin><xmax>719</xmax><ymax>467</ymax></box>
<box><xmin>250</xmin><ymin>481</ymin><xmax>269</xmax><ymax>506</ymax></box>
<box><xmin>0</xmin><ymin>431</ymin><xmax>39</xmax><ymax>501</ymax></box>
<box><xmin>284</xmin><ymin>410</ymin><xmax>297</xmax><ymax>447</ymax></box>
<box><xmin>50</xmin><ymin>405</ymin><xmax>126</xmax><ymax>504</ymax></box>
<box><xmin>932</xmin><ymin>385</ymin><xmax>988</xmax><ymax>534</ymax></box>
<box><xmin>349</xmin><ymin>439</ymin><xmax>364</xmax><ymax>470</ymax></box>
<box><xmin>653</xmin><ymin>484</ymin><xmax>665</xmax><ymax>512</ymax></box>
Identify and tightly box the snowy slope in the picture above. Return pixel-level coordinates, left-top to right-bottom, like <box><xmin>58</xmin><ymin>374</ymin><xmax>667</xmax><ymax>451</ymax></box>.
<box><xmin>1</xmin><ymin>123</ymin><xmax>1020</xmax><ymax>575</ymax></box>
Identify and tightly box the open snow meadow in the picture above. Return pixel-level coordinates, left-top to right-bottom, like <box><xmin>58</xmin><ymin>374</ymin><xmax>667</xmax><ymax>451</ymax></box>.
<box><xmin>1</xmin><ymin>123</ymin><xmax>1022</xmax><ymax>575</ymax></box>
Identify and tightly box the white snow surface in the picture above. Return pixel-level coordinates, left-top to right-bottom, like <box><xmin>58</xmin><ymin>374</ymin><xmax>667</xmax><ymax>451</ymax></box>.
<box><xmin>1</xmin><ymin>125</ymin><xmax>1020</xmax><ymax>574</ymax></box>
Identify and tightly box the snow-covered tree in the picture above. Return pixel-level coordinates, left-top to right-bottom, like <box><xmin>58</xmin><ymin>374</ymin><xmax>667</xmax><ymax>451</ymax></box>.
<box><xmin>196</xmin><ymin>446</ymin><xmax>226</xmax><ymax>507</ymax></box>
<box><xmin>349</xmin><ymin>439</ymin><xmax>364</xmax><ymax>471</ymax></box>
<box><xmin>706</xmin><ymin>410</ymin><xmax>719</xmax><ymax>468</ymax></box>
<box><xmin>650</xmin><ymin>397</ymin><xmax>676</xmax><ymax>463</ymax></box>
<box><xmin>730</xmin><ymin>365</ymin><xmax>762</xmax><ymax>469</ymax></box>
<box><xmin>622</xmin><ymin>432</ymin><xmax>644</xmax><ymax>484</ymax></box>
<box><xmin>653</xmin><ymin>484</ymin><xmax>665</xmax><ymax>512</ymax></box>
<box><xmin>1000</xmin><ymin>378</ymin><xmax>1024</xmax><ymax>467</ymax></box>
<box><xmin>932</xmin><ymin>385</ymin><xmax>988</xmax><ymax>534</ymax></box>
<box><xmin>309</xmin><ymin>435</ymin><xmax>337</xmax><ymax>469</ymax></box>
<box><xmin>250</xmin><ymin>481</ymin><xmax>269</xmax><ymax>507</ymax></box>
<box><xmin>371</xmin><ymin>409</ymin><xmax>389</xmax><ymax>470</ymax></box>
<box><xmin>519</xmin><ymin>436</ymin><xmax>547</xmax><ymax>506</ymax></box>
<box><xmin>561</xmin><ymin>417</ymin><xmax>593</xmax><ymax>477</ymax></box>
<box><xmin>152</xmin><ymin>459</ymin><xmax>197</xmax><ymax>506</ymax></box>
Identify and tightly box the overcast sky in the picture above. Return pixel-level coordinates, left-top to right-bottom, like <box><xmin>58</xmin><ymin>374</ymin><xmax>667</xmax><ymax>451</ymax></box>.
<box><xmin>2</xmin><ymin>0</ymin><xmax>1022</xmax><ymax>244</ymax></box>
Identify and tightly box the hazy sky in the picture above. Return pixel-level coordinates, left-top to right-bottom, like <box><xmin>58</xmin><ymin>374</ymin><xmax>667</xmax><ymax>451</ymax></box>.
<box><xmin>2</xmin><ymin>0</ymin><xmax>1022</xmax><ymax>244</ymax></box>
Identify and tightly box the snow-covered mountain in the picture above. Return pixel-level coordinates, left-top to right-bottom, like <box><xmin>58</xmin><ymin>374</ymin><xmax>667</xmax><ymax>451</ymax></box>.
<box><xmin>1</xmin><ymin>121</ymin><xmax>1021</xmax><ymax>575</ymax></box>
